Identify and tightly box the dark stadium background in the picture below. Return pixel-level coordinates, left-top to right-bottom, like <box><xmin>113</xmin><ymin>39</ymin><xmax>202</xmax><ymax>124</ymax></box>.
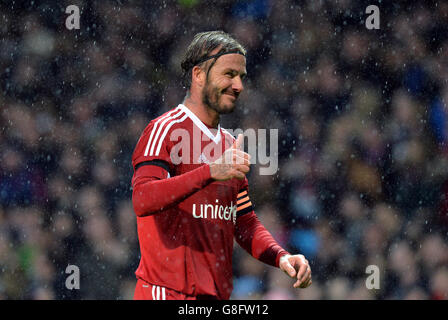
<box><xmin>0</xmin><ymin>0</ymin><xmax>447</xmax><ymax>299</ymax></box>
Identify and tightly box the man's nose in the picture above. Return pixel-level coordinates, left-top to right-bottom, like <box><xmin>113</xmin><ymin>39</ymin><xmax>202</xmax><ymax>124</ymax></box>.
<box><xmin>232</xmin><ymin>76</ymin><xmax>244</xmax><ymax>93</ymax></box>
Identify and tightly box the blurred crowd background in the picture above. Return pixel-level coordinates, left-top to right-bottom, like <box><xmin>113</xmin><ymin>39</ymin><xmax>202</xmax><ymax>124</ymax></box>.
<box><xmin>1</xmin><ymin>0</ymin><xmax>448</xmax><ymax>300</ymax></box>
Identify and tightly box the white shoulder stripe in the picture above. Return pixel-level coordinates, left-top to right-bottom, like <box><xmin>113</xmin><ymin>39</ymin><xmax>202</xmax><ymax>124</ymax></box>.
<box><xmin>144</xmin><ymin>107</ymin><xmax>182</xmax><ymax>157</ymax></box>
<box><xmin>155</xmin><ymin>113</ymin><xmax>188</xmax><ymax>156</ymax></box>
<box><xmin>149</xmin><ymin>110</ymin><xmax>186</xmax><ymax>156</ymax></box>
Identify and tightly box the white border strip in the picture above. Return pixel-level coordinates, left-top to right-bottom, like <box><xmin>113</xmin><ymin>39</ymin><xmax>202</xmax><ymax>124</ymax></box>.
<box><xmin>149</xmin><ymin>110</ymin><xmax>185</xmax><ymax>156</ymax></box>
<box><xmin>179</xmin><ymin>104</ymin><xmax>221</xmax><ymax>144</ymax></box>
<box><xmin>155</xmin><ymin>113</ymin><xmax>188</xmax><ymax>156</ymax></box>
<box><xmin>144</xmin><ymin>106</ymin><xmax>182</xmax><ymax>156</ymax></box>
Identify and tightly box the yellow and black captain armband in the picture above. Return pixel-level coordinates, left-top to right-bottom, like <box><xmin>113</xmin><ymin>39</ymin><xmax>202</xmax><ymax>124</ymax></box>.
<box><xmin>236</xmin><ymin>190</ymin><xmax>253</xmax><ymax>217</ymax></box>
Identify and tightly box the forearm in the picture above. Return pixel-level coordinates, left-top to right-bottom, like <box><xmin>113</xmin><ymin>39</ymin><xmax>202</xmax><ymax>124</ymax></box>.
<box><xmin>235</xmin><ymin>211</ymin><xmax>289</xmax><ymax>267</ymax></box>
<box><xmin>132</xmin><ymin>164</ymin><xmax>213</xmax><ymax>217</ymax></box>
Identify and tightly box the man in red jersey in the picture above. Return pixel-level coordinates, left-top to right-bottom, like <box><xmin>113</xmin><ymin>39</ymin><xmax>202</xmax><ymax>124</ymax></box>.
<box><xmin>131</xmin><ymin>31</ymin><xmax>312</xmax><ymax>300</ymax></box>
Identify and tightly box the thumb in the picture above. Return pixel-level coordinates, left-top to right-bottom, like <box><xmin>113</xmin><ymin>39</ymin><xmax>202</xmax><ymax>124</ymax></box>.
<box><xmin>233</xmin><ymin>134</ymin><xmax>243</xmax><ymax>150</ymax></box>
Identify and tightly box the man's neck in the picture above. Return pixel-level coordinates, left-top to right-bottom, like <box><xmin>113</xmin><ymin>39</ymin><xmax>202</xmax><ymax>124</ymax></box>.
<box><xmin>182</xmin><ymin>96</ymin><xmax>220</xmax><ymax>128</ymax></box>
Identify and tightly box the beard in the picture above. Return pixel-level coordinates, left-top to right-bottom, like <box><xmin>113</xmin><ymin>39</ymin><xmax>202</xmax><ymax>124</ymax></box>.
<box><xmin>202</xmin><ymin>79</ymin><xmax>237</xmax><ymax>115</ymax></box>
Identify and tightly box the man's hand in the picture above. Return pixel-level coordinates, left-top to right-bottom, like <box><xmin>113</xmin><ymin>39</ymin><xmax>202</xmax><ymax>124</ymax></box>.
<box><xmin>209</xmin><ymin>134</ymin><xmax>251</xmax><ymax>181</ymax></box>
<box><xmin>279</xmin><ymin>254</ymin><xmax>312</xmax><ymax>288</ymax></box>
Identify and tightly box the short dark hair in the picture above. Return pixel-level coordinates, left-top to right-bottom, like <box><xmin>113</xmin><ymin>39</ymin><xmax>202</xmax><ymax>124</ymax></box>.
<box><xmin>181</xmin><ymin>31</ymin><xmax>246</xmax><ymax>89</ymax></box>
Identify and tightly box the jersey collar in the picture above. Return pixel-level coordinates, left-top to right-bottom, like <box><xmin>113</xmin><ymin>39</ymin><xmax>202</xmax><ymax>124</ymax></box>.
<box><xmin>179</xmin><ymin>104</ymin><xmax>221</xmax><ymax>144</ymax></box>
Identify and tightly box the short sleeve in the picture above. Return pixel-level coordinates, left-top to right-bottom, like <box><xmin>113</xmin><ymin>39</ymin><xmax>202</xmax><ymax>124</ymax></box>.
<box><xmin>132</xmin><ymin>120</ymin><xmax>173</xmax><ymax>172</ymax></box>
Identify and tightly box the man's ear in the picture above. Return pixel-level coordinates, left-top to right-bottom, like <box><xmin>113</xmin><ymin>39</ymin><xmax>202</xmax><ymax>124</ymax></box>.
<box><xmin>192</xmin><ymin>65</ymin><xmax>205</xmax><ymax>88</ymax></box>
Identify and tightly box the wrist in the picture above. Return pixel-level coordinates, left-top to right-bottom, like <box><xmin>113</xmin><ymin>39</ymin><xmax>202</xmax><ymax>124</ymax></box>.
<box><xmin>208</xmin><ymin>162</ymin><xmax>218</xmax><ymax>181</ymax></box>
<box><xmin>277</xmin><ymin>251</ymin><xmax>291</xmax><ymax>268</ymax></box>
<box><xmin>203</xmin><ymin>163</ymin><xmax>214</xmax><ymax>182</ymax></box>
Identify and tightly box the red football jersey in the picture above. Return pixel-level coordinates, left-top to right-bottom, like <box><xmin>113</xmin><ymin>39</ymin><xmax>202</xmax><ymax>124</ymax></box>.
<box><xmin>132</xmin><ymin>104</ymin><xmax>250</xmax><ymax>299</ymax></box>
<box><xmin>131</xmin><ymin>104</ymin><xmax>288</xmax><ymax>299</ymax></box>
